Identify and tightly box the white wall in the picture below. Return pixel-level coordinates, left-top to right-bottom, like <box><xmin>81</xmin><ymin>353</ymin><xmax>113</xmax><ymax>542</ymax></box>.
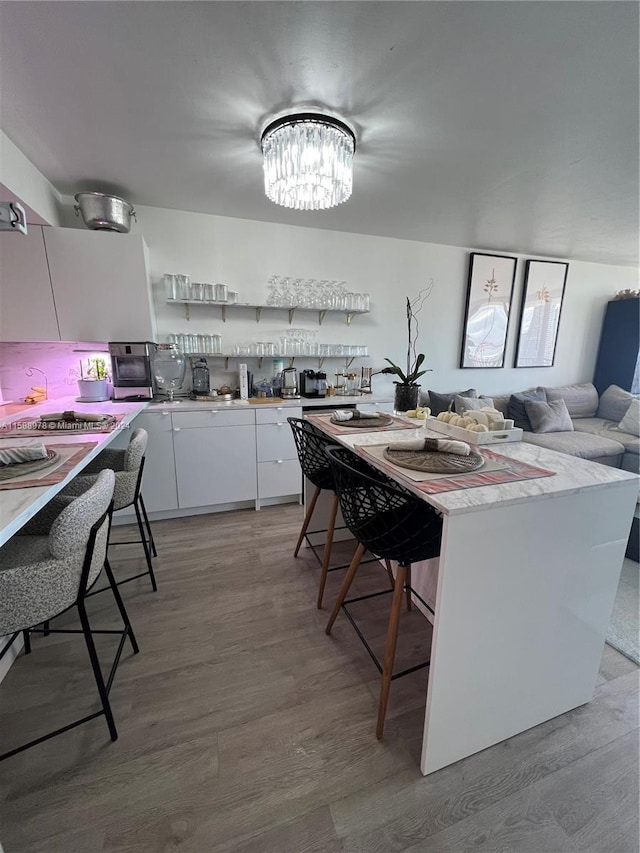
<box><xmin>0</xmin><ymin>130</ymin><xmax>62</xmax><ymax>226</ymax></box>
<box><xmin>60</xmin><ymin>199</ymin><xmax>638</xmax><ymax>397</ymax></box>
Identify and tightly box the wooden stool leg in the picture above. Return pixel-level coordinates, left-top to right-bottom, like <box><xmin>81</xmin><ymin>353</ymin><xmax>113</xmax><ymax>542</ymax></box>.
<box><xmin>384</xmin><ymin>559</ymin><xmax>395</xmax><ymax>589</ymax></box>
<box><xmin>317</xmin><ymin>494</ymin><xmax>339</xmax><ymax>609</ymax></box>
<box><xmin>326</xmin><ymin>543</ymin><xmax>365</xmax><ymax>635</ymax></box>
<box><xmin>405</xmin><ymin>564</ymin><xmax>412</xmax><ymax>611</ymax></box>
<box><xmin>294</xmin><ymin>486</ymin><xmax>321</xmax><ymax>557</ymax></box>
<box><xmin>376</xmin><ymin>564</ymin><xmax>407</xmax><ymax>740</ymax></box>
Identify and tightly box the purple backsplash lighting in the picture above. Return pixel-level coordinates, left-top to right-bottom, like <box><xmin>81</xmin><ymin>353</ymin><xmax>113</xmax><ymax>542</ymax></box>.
<box><xmin>0</xmin><ymin>341</ymin><xmax>109</xmax><ymax>403</ymax></box>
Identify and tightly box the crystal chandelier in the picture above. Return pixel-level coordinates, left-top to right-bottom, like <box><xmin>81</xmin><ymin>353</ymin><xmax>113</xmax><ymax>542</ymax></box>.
<box><xmin>261</xmin><ymin>111</ymin><xmax>356</xmax><ymax>211</ymax></box>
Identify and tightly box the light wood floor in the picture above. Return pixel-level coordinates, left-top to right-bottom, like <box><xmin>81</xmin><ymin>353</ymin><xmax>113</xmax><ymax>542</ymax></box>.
<box><xmin>0</xmin><ymin>504</ymin><xmax>638</xmax><ymax>853</ymax></box>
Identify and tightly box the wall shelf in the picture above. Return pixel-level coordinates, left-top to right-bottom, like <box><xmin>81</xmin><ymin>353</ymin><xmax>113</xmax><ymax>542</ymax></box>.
<box><xmin>187</xmin><ymin>352</ymin><xmax>369</xmax><ymax>370</ymax></box>
<box><xmin>167</xmin><ymin>299</ymin><xmax>369</xmax><ymax>326</ymax></box>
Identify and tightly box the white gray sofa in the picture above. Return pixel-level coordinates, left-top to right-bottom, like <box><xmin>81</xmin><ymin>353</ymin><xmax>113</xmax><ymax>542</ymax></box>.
<box><xmin>423</xmin><ymin>383</ymin><xmax>639</xmax><ymax>473</ymax></box>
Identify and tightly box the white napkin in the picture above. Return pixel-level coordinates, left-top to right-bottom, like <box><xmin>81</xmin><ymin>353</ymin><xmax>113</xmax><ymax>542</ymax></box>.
<box><xmin>0</xmin><ymin>442</ymin><xmax>48</xmax><ymax>466</ymax></box>
<box><xmin>333</xmin><ymin>410</ymin><xmax>354</xmax><ymax>421</ymax></box>
<box><xmin>387</xmin><ymin>437</ymin><xmax>471</xmax><ymax>456</ymax></box>
<box><xmin>40</xmin><ymin>411</ymin><xmax>107</xmax><ymax>423</ymax></box>
<box><xmin>355</xmin><ymin>409</ymin><xmax>382</xmax><ymax>419</ymax></box>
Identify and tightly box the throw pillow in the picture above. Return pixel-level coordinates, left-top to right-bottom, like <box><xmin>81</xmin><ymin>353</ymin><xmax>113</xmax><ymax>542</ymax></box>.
<box><xmin>524</xmin><ymin>399</ymin><xmax>574</xmax><ymax>434</ymax></box>
<box><xmin>428</xmin><ymin>388</ymin><xmax>477</xmax><ymax>416</ymax></box>
<box><xmin>597</xmin><ymin>384</ymin><xmax>635</xmax><ymax>423</ymax></box>
<box><xmin>541</xmin><ymin>383</ymin><xmax>599</xmax><ymax>419</ymax></box>
<box><xmin>508</xmin><ymin>389</ymin><xmax>548</xmax><ymax>430</ymax></box>
<box><xmin>618</xmin><ymin>398</ymin><xmax>640</xmax><ymax>436</ymax></box>
<box><xmin>454</xmin><ymin>394</ymin><xmax>494</xmax><ymax>414</ymax></box>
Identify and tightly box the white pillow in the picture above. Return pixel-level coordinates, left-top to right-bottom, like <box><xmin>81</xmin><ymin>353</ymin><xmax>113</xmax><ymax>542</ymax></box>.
<box><xmin>618</xmin><ymin>398</ymin><xmax>640</xmax><ymax>436</ymax></box>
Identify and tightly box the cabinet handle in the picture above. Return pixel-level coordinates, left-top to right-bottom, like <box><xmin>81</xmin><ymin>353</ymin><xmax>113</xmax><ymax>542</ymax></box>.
<box><xmin>276</xmin><ymin>422</ymin><xmax>285</xmax><ymax>427</ymax></box>
<box><xmin>162</xmin><ymin>411</ymin><xmax>170</xmax><ymax>416</ymax></box>
<box><xmin>276</xmin><ymin>407</ymin><xmax>284</xmax><ymax>411</ymax></box>
<box><xmin>276</xmin><ymin>459</ymin><xmax>284</xmax><ymax>464</ymax></box>
<box><xmin>173</xmin><ymin>427</ymin><xmax>181</xmax><ymax>432</ymax></box>
<box><xmin>210</xmin><ymin>410</ymin><xmax>219</xmax><ymax>414</ymax></box>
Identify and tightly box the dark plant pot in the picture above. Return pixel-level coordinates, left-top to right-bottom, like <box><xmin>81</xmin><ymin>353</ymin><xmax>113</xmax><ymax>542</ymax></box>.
<box><xmin>394</xmin><ymin>383</ymin><xmax>421</xmax><ymax>412</ymax></box>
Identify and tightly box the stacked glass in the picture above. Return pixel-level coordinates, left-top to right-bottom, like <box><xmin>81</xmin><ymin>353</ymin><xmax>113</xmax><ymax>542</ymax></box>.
<box><xmin>266</xmin><ymin>276</ymin><xmax>370</xmax><ymax>311</ymax></box>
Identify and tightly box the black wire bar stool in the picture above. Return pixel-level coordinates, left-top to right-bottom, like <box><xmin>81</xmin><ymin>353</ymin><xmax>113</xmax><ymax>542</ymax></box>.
<box><xmin>324</xmin><ymin>444</ymin><xmax>443</xmax><ymax>739</ymax></box>
<box><xmin>287</xmin><ymin>418</ymin><xmax>387</xmax><ymax>608</ymax></box>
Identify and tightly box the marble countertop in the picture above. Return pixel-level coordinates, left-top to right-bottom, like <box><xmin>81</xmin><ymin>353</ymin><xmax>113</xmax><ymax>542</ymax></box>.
<box><xmin>144</xmin><ymin>394</ymin><xmax>393</xmax><ymax>412</ymax></box>
<box><xmin>324</xmin><ymin>422</ymin><xmax>639</xmax><ymax>516</ymax></box>
<box><xmin>0</xmin><ymin>399</ymin><xmax>148</xmax><ymax>546</ymax></box>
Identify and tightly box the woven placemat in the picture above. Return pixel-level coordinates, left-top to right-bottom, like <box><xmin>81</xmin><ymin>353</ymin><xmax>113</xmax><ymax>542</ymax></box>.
<box><xmin>0</xmin><ymin>449</ymin><xmax>61</xmax><ymax>481</ymax></box>
<box><xmin>330</xmin><ymin>414</ymin><xmax>393</xmax><ymax>428</ymax></box>
<box><xmin>383</xmin><ymin>446</ymin><xmax>485</xmax><ymax>474</ymax></box>
<box><xmin>1</xmin><ymin>414</ymin><xmax>120</xmax><ymax>438</ymax></box>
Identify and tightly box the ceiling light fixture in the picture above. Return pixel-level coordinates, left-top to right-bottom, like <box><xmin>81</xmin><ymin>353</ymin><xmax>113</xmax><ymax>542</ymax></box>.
<box><xmin>260</xmin><ymin>111</ymin><xmax>356</xmax><ymax>211</ymax></box>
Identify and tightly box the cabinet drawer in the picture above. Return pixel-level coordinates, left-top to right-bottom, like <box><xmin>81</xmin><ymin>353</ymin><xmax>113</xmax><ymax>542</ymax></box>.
<box><xmin>255</xmin><ymin>406</ymin><xmax>302</xmax><ymax>424</ymax></box>
<box><xmin>258</xmin><ymin>459</ymin><xmax>302</xmax><ymax>499</ymax></box>
<box><xmin>172</xmin><ymin>409</ymin><xmax>255</xmax><ymax>429</ymax></box>
<box><xmin>139</xmin><ymin>409</ymin><xmax>174</xmax><ymax>432</ymax></box>
<box><xmin>257</xmin><ymin>422</ymin><xmax>297</xmax><ymax>462</ymax></box>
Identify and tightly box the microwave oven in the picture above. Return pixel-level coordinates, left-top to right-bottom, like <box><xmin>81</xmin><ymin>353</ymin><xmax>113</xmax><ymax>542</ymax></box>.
<box><xmin>108</xmin><ymin>341</ymin><xmax>156</xmax><ymax>400</ymax></box>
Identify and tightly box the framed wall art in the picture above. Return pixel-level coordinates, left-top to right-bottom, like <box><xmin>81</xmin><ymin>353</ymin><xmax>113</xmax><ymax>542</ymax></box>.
<box><xmin>459</xmin><ymin>252</ymin><xmax>517</xmax><ymax>368</ymax></box>
<box><xmin>514</xmin><ymin>260</ymin><xmax>569</xmax><ymax>368</ymax></box>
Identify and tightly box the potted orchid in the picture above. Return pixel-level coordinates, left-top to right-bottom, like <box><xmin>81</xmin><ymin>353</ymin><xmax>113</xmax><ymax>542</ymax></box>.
<box><xmin>381</xmin><ymin>284</ymin><xmax>433</xmax><ymax>411</ymax></box>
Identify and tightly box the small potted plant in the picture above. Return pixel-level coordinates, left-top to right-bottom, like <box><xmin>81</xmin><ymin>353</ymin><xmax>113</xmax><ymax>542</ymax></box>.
<box><xmin>77</xmin><ymin>356</ymin><xmax>111</xmax><ymax>402</ymax></box>
<box><xmin>382</xmin><ymin>285</ymin><xmax>433</xmax><ymax>412</ymax></box>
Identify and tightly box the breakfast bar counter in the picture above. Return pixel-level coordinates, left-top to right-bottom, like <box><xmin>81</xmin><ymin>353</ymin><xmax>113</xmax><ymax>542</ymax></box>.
<box><xmin>0</xmin><ymin>398</ymin><xmax>148</xmax><ymax>546</ymax></box>
<box><xmin>309</xmin><ymin>416</ymin><xmax>639</xmax><ymax>776</ymax></box>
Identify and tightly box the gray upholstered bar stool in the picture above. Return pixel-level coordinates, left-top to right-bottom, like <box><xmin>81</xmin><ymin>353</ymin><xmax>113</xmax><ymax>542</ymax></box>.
<box><xmin>0</xmin><ymin>470</ymin><xmax>139</xmax><ymax>760</ymax></box>
<box><xmin>59</xmin><ymin>427</ymin><xmax>158</xmax><ymax>592</ymax></box>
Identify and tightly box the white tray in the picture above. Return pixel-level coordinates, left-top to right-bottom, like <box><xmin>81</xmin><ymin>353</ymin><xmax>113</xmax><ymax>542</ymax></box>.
<box><xmin>425</xmin><ymin>417</ymin><xmax>523</xmax><ymax>445</ymax></box>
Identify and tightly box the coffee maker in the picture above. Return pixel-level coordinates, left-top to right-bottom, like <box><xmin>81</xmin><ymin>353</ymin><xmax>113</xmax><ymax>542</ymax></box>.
<box><xmin>280</xmin><ymin>367</ymin><xmax>300</xmax><ymax>398</ymax></box>
<box><xmin>299</xmin><ymin>369</ymin><xmax>327</xmax><ymax>398</ymax></box>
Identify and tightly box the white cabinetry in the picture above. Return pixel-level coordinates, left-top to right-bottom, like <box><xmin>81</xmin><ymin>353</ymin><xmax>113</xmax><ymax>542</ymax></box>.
<box><xmin>0</xmin><ymin>227</ymin><xmax>155</xmax><ymax>343</ymax></box>
<box><xmin>134</xmin><ymin>410</ymin><xmax>179</xmax><ymax>513</ymax></box>
<box><xmin>106</xmin><ymin>409</ymin><xmax>178</xmax><ymax>522</ymax></box>
<box><xmin>0</xmin><ymin>227</ymin><xmax>59</xmax><ymax>341</ymax></box>
<box><xmin>256</xmin><ymin>406</ymin><xmax>302</xmax><ymax>504</ymax></box>
<box><xmin>172</xmin><ymin>409</ymin><xmax>256</xmax><ymax>508</ymax></box>
<box><xmin>43</xmin><ymin>229</ymin><xmax>155</xmax><ymax>341</ymax></box>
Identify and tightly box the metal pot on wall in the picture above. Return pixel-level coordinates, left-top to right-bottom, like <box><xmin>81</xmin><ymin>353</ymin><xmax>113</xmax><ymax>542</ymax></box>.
<box><xmin>74</xmin><ymin>192</ymin><xmax>137</xmax><ymax>233</ymax></box>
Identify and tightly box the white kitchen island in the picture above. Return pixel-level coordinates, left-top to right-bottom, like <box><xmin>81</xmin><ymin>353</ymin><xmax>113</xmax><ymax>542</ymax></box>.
<box><xmin>309</xmin><ymin>419</ymin><xmax>639</xmax><ymax>776</ymax></box>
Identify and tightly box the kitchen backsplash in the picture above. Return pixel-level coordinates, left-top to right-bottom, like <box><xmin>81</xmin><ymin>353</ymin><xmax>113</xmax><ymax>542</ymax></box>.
<box><xmin>0</xmin><ymin>340</ymin><xmax>108</xmax><ymax>403</ymax></box>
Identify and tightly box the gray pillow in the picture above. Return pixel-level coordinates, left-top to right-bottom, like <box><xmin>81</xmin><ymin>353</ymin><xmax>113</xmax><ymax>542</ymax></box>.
<box><xmin>488</xmin><ymin>394</ymin><xmax>511</xmax><ymax>417</ymax></box>
<box><xmin>597</xmin><ymin>384</ymin><xmax>635</xmax><ymax>422</ymax></box>
<box><xmin>525</xmin><ymin>399</ymin><xmax>574</xmax><ymax>434</ymax></box>
<box><xmin>541</xmin><ymin>383</ymin><xmax>599</xmax><ymax>419</ymax></box>
<box><xmin>618</xmin><ymin>398</ymin><xmax>640</xmax><ymax>436</ymax></box>
<box><xmin>454</xmin><ymin>394</ymin><xmax>494</xmax><ymax>414</ymax></box>
<box><xmin>508</xmin><ymin>389</ymin><xmax>548</xmax><ymax>430</ymax></box>
<box><xmin>428</xmin><ymin>388</ymin><xmax>477</xmax><ymax>416</ymax></box>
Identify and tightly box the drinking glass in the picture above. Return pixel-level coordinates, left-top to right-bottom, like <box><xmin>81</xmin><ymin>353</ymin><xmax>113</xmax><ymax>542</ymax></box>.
<box><xmin>164</xmin><ymin>274</ymin><xmax>179</xmax><ymax>300</ymax></box>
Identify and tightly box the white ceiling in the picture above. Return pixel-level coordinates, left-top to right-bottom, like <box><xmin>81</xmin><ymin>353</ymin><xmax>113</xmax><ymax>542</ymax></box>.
<box><xmin>0</xmin><ymin>2</ymin><xmax>638</xmax><ymax>266</ymax></box>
